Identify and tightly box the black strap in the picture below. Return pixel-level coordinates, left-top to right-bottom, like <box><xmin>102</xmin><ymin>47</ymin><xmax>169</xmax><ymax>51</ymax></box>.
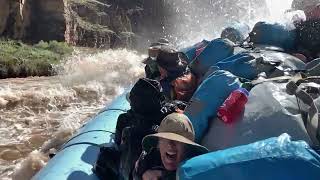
<box><xmin>62</xmin><ymin>130</ymin><xmax>115</xmax><ymax>149</ymax></box>
<box><xmin>99</xmin><ymin>108</ymin><xmax>128</xmax><ymax>114</ymax></box>
<box><xmin>63</xmin><ymin>142</ymin><xmax>102</xmax><ymax>150</ymax></box>
<box><xmin>286</xmin><ymin>80</ymin><xmax>320</xmax><ymax>146</ymax></box>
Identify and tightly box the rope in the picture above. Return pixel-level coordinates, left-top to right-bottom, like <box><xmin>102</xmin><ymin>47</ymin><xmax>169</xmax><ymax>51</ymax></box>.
<box><xmin>62</xmin><ymin>130</ymin><xmax>115</xmax><ymax>148</ymax></box>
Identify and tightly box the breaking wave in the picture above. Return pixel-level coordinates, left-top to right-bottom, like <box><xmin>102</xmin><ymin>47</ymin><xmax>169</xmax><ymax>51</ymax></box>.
<box><xmin>0</xmin><ymin>49</ymin><xmax>145</xmax><ymax>179</ymax></box>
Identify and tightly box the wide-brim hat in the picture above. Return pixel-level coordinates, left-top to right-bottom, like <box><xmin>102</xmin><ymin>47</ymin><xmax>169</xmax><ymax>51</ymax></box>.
<box><xmin>143</xmin><ymin>45</ymin><xmax>177</xmax><ymax>65</ymax></box>
<box><xmin>149</xmin><ymin>38</ymin><xmax>175</xmax><ymax>49</ymax></box>
<box><xmin>156</xmin><ymin>49</ymin><xmax>188</xmax><ymax>74</ymax></box>
<box><xmin>142</xmin><ymin>113</ymin><xmax>208</xmax><ymax>156</ymax></box>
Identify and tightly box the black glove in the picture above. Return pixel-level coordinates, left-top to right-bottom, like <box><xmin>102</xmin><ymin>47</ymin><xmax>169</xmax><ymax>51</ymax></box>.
<box><xmin>161</xmin><ymin>100</ymin><xmax>188</xmax><ymax>115</ymax></box>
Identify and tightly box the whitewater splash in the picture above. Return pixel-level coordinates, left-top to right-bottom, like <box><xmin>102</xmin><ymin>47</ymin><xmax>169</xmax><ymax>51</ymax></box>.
<box><xmin>0</xmin><ymin>49</ymin><xmax>145</xmax><ymax>179</ymax></box>
<box><xmin>166</xmin><ymin>0</ymin><xmax>295</xmax><ymax>47</ymax></box>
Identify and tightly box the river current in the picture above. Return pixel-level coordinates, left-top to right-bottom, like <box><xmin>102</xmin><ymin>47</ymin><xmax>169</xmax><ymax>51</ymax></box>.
<box><xmin>0</xmin><ymin>0</ymin><xmax>295</xmax><ymax>179</ymax></box>
<box><xmin>0</xmin><ymin>49</ymin><xmax>145</xmax><ymax>179</ymax></box>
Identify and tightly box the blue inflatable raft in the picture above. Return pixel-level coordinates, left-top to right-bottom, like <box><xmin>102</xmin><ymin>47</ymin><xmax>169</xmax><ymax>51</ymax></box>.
<box><xmin>34</xmin><ymin>27</ymin><xmax>320</xmax><ymax>178</ymax></box>
<box><xmin>33</xmin><ymin>87</ymin><xmax>320</xmax><ymax>180</ymax></box>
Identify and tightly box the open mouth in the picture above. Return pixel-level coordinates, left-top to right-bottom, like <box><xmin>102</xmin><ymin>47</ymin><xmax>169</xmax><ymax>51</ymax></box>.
<box><xmin>166</xmin><ymin>151</ymin><xmax>177</xmax><ymax>161</ymax></box>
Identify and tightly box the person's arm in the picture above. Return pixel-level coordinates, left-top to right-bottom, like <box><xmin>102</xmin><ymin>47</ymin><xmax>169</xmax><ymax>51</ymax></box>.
<box><xmin>115</xmin><ymin>112</ymin><xmax>132</xmax><ymax>145</ymax></box>
<box><xmin>142</xmin><ymin>170</ymin><xmax>163</xmax><ymax>180</ymax></box>
<box><xmin>132</xmin><ymin>151</ymin><xmax>148</xmax><ymax>180</ymax></box>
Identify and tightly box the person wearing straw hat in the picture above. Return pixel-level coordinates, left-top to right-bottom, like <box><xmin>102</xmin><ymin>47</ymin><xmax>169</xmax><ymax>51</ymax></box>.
<box><xmin>144</xmin><ymin>38</ymin><xmax>177</xmax><ymax>80</ymax></box>
<box><xmin>133</xmin><ymin>113</ymin><xmax>208</xmax><ymax>180</ymax></box>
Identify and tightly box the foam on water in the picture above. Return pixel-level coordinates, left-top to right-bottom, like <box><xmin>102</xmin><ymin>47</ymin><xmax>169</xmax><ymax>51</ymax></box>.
<box><xmin>0</xmin><ymin>49</ymin><xmax>145</xmax><ymax>179</ymax></box>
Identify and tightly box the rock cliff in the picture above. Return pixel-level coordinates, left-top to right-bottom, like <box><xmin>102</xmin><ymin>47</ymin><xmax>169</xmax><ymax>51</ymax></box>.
<box><xmin>0</xmin><ymin>0</ymin><xmax>167</xmax><ymax>49</ymax></box>
<box><xmin>0</xmin><ymin>0</ymin><xmax>31</xmax><ymax>40</ymax></box>
<box><xmin>0</xmin><ymin>0</ymin><xmax>268</xmax><ymax>49</ymax></box>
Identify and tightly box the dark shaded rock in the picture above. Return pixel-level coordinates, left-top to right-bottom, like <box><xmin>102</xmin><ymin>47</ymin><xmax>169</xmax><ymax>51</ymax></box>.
<box><xmin>25</xmin><ymin>0</ymin><xmax>66</xmax><ymax>43</ymax></box>
<box><xmin>0</xmin><ymin>0</ymin><xmax>168</xmax><ymax>49</ymax></box>
<box><xmin>0</xmin><ymin>0</ymin><xmax>32</xmax><ymax>39</ymax></box>
<box><xmin>64</xmin><ymin>0</ymin><xmax>115</xmax><ymax>48</ymax></box>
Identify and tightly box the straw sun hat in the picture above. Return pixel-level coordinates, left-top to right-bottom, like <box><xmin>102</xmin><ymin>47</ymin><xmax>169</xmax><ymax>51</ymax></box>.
<box><xmin>142</xmin><ymin>113</ymin><xmax>208</xmax><ymax>156</ymax></box>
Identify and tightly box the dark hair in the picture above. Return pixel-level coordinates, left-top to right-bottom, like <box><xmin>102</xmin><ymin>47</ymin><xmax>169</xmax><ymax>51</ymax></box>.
<box><xmin>156</xmin><ymin>50</ymin><xmax>188</xmax><ymax>78</ymax></box>
<box><xmin>129</xmin><ymin>78</ymin><xmax>165</xmax><ymax>115</ymax></box>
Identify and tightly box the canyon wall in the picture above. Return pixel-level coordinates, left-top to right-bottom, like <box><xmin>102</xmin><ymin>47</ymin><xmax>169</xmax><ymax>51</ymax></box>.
<box><xmin>0</xmin><ymin>0</ymin><xmax>168</xmax><ymax>49</ymax></box>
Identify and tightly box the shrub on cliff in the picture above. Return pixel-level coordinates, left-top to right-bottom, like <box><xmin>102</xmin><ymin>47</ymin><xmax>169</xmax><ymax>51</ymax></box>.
<box><xmin>0</xmin><ymin>40</ymin><xmax>73</xmax><ymax>78</ymax></box>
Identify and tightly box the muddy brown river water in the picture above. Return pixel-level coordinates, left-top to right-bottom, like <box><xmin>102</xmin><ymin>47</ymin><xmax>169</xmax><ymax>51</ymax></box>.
<box><xmin>0</xmin><ymin>49</ymin><xmax>145</xmax><ymax>179</ymax></box>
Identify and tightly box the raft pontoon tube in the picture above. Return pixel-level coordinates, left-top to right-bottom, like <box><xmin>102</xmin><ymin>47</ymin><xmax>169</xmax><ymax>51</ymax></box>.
<box><xmin>32</xmin><ymin>91</ymin><xmax>130</xmax><ymax>180</ymax></box>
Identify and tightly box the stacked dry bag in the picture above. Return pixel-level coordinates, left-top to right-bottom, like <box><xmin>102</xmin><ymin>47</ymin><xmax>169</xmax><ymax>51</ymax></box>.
<box><xmin>178</xmin><ymin>21</ymin><xmax>320</xmax><ymax>180</ymax></box>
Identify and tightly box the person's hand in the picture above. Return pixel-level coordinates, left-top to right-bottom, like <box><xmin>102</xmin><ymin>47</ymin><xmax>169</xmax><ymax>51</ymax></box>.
<box><xmin>142</xmin><ymin>170</ymin><xmax>162</xmax><ymax>180</ymax></box>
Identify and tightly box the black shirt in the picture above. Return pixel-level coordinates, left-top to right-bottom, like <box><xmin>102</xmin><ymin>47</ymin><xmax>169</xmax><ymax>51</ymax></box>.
<box><xmin>132</xmin><ymin>148</ymin><xmax>176</xmax><ymax>180</ymax></box>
